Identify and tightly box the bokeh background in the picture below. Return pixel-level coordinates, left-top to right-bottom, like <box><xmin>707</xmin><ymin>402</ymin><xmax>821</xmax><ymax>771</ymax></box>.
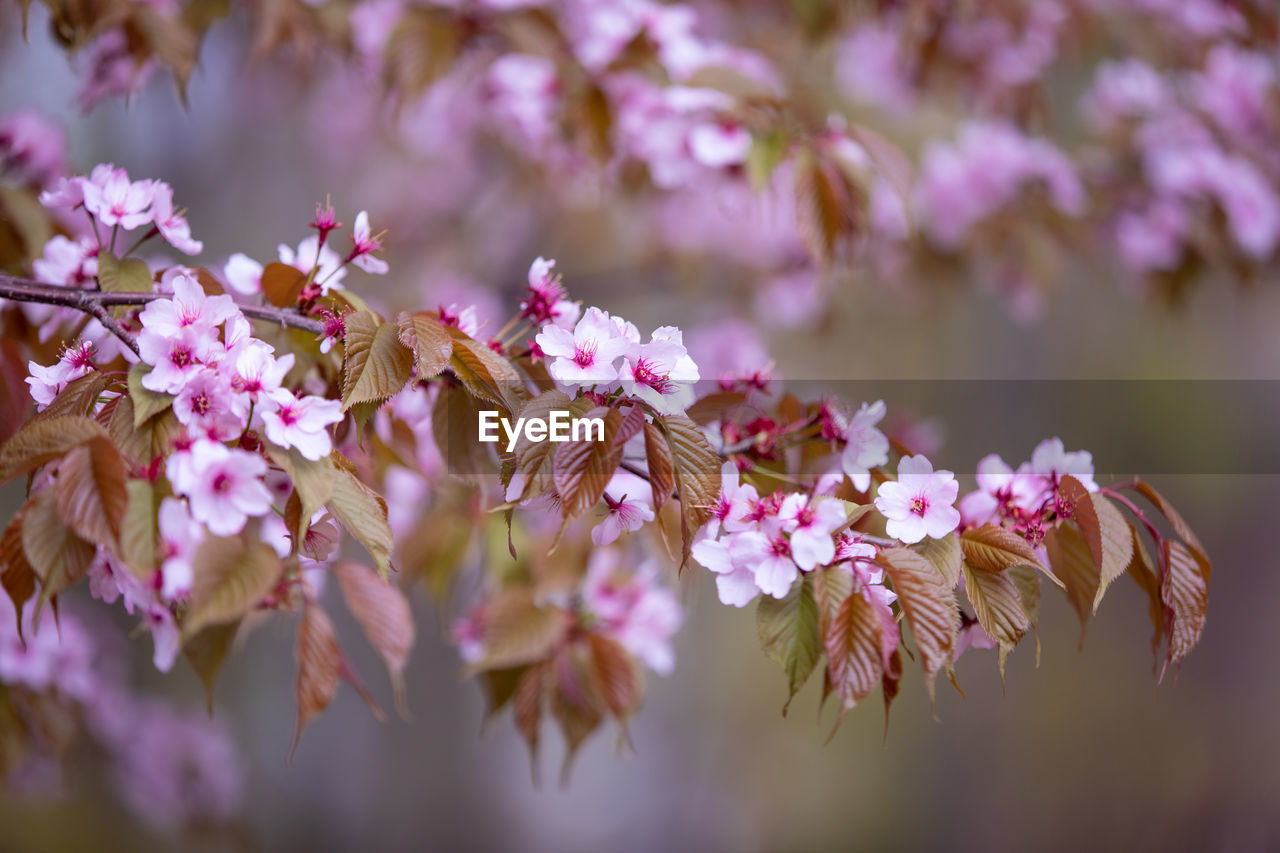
<box><xmin>2</xmin><ymin>5</ymin><xmax>1279</xmax><ymax>851</ymax></box>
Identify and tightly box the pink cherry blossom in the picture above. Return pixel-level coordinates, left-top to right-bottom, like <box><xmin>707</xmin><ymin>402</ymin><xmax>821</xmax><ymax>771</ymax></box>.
<box><xmin>171</xmin><ymin>367</ymin><xmax>248</xmax><ymax>441</ymax></box>
<box><xmin>0</xmin><ymin>109</ymin><xmax>68</xmax><ymax>188</ymax></box>
<box><xmin>279</xmin><ymin>235</ymin><xmax>346</xmax><ymax>293</ymax></box>
<box><xmin>166</xmin><ymin>441</ymin><xmax>273</xmax><ymax>536</ymax></box>
<box><xmin>349</xmin><ymin>210</ymin><xmax>388</xmax><ymax>274</ymax></box>
<box><xmin>150</xmin><ymin>182</ymin><xmax>203</xmax><ymax>255</ymax></box>
<box><xmin>617</xmin><ymin>325</ymin><xmax>700</xmax><ymax>412</ymax></box>
<box><xmin>232</xmin><ymin>345</ymin><xmax>294</xmax><ymax>401</ymax></box>
<box><xmin>708</xmin><ymin>461</ymin><xmax>760</xmax><ymax>535</ymax></box>
<box><xmin>691</xmin><ymin>536</ymin><xmax>759</xmax><ymax>607</ymax></box>
<box><xmin>728</xmin><ymin>522</ymin><xmax>798</xmax><ymax>599</ymax></box>
<box><xmin>534</xmin><ymin>306</ymin><xmax>633</xmax><ymax>385</ymax></box>
<box><xmin>138</xmin><ymin>324</ymin><xmax>222</xmax><ymax>394</ymax></box>
<box><xmin>261</xmin><ymin>389</ymin><xmax>344</xmax><ymax>461</ymax></box>
<box><xmin>591</xmin><ymin>470</ymin><xmax>656</xmax><ymax>546</ymax></box>
<box><xmin>582</xmin><ymin>551</ymin><xmax>682</xmax><ymax>675</ymax></box>
<box><xmin>25</xmin><ymin>341</ymin><xmax>95</xmax><ymax>409</ymax></box>
<box><xmin>875</xmin><ymin>454</ymin><xmax>961</xmax><ymax>544</ymax></box>
<box><xmin>223</xmin><ymin>253</ymin><xmax>264</xmax><ymax>295</ymax></box>
<box><xmin>81</xmin><ymin>166</ymin><xmax>156</xmax><ymax>230</ymax></box>
<box><xmin>520</xmin><ymin>257</ymin><xmax>580</xmax><ymax>329</ymax></box>
<box><xmin>137</xmin><ymin>272</ymin><xmax>238</xmax><ymax>337</ymax></box>
<box><xmin>777</xmin><ymin>494</ymin><xmax>846</xmax><ymax>571</ymax></box>
<box><xmin>959</xmin><ymin>453</ymin><xmax>1041</xmax><ymax>526</ymax></box>
<box><xmin>841</xmin><ymin>400</ymin><xmax>889</xmax><ymax>492</ymax></box>
<box><xmin>33</xmin><ymin>234</ymin><xmax>98</xmax><ymax>286</ymax></box>
<box><xmin>1028</xmin><ymin>437</ymin><xmax>1098</xmax><ymax>492</ymax></box>
<box><xmin>158</xmin><ymin>498</ymin><xmax>203</xmax><ymax>601</ymax></box>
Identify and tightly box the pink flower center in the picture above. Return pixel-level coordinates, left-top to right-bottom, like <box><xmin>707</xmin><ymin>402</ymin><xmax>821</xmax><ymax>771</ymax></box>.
<box><xmin>910</xmin><ymin>495</ymin><xmax>929</xmax><ymax>517</ymax></box>
<box><xmin>796</xmin><ymin>506</ymin><xmax>815</xmax><ymax>528</ymax></box>
<box><xmin>279</xmin><ymin>406</ymin><xmax>299</xmax><ymax>427</ymax></box>
<box><xmin>631</xmin><ymin>358</ymin><xmax>673</xmax><ymax>394</ymax></box>
<box><xmin>212</xmin><ymin>472</ymin><xmax>232</xmax><ymax>494</ymax></box>
<box><xmin>572</xmin><ymin>339</ymin><xmax>598</xmax><ymax>368</ymax></box>
<box><xmin>770</xmin><ymin>537</ymin><xmax>791</xmax><ymax>558</ymax></box>
<box><xmin>191</xmin><ymin>392</ymin><xmax>211</xmax><ymax>416</ymax></box>
<box><xmin>170</xmin><ymin>345</ymin><xmax>192</xmax><ymax>368</ymax></box>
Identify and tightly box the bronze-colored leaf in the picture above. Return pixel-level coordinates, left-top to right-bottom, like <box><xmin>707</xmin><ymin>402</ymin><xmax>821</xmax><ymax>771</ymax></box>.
<box><xmin>0</xmin><ymin>415</ymin><xmax>108</xmax><ymax>483</ymax></box>
<box><xmin>31</xmin><ymin>371</ymin><xmax>110</xmax><ymax>424</ymax></box>
<box><xmin>505</xmin><ymin>390</ymin><xmax>573</xmax><ymax>499</ymax></box>
<box><xmin>824</xmin><ymin>589</ymin><xmax>894</xmax><ymax>720</ymax></box>
<box><xmin>53</xmin><ymin>437</ymin><xmax>127</xmax><ymax>546</ymax></box>
<box><xmin>913</xmin><ymin>532</ymin><xmax>962</xmax><ymax>588</ymax></box>
<box><xmin>431</xmin><ymin>383</ymin><xmax>496</xmax><ymax>480</ymax></box>
<box><xmin>659</xmin><ymin>414</ymin><xmax>719</xmax><ymax>568</ymax></box>
<box><xmin>1161</xmin><ymin>540</ymin><xmax>1209</xmax><ymax>676</ymax></box>
<box><xmin>396</xmin><ymin>311</ymin><xmax>452</xmax><ymax>380</ymax></box>
<box><xmin>1044</xmin><ymin>521</ymin><xmax>1099</xmax><ymax>647</ymax></box>
<box><xmin>1059</xmin><ymin>475</ymin><xmax>1101</xmax><ymax>568</ymax></box>
<box><xmin>877</xmin><ymin>547</ymin><xmax>958</xmax><ymax>702</ymax></box>
<box><xmin>470</xmin><ymin>587</ymin><xmax>571</xmax><ymax>672</ymax></box>
<box><xmin>326</xmin><ymin>453</ymin><xmax>394</xmax><ymax>577</ymax></box>
<box><xmin>20</xmin><ymin>489</ymin><xmax>95</xmax><ymax>617</ymax></box>
<box><xmin>182</xmin><ymin>538</ymin><xmax>282</xmax><ymax>640</ymax></box>
<box><xmin>0</xmin><ymin>509</ymin><xmax>36</xmax><ymax>641</ymax></box>
<box><xmin>334</xmin><ymin>562</ymin><xmax>415</xmax><ymax>716</ymax></box>
<box><xmin>1127</xmin><ymin>528</ymin><xmax>1166</xmax><ymax>672</ymax></box>
<box><xmin>292</xmin><ymin>603</ymin><xmax>342</xmax><ymax>756</ymax></box>
<box><xmin>549</xmin><ymin>642</ymin><xmax>605</xmax><ymax>781</ymax></box>
<box><xmin>552</xmin><ymin>407</ymin><xmax>625</xmax><ymax>518</ymax></box>
<box><xmin>183</xmin><ymin>620</ymin><xmax>240</xmax><ymax>715</ymax></box>
<box><xmin>587</xmin><ymin>634</ymin><xmax>644</xmax><ymax>721</ymax></box>
<box><xmin>1090</xmin><ymin>493</ymin><xmax>1134</xmax><ymax>612</ymax></box>
<box><xmin>1132</xmin><ymin>481</ymin><xmax>1207</xmax><ymax>556</ymax></box>
<box><xmin>962</xmin><ymin>562</ymin><xmax>1029</xmax><ymax>682</ymax></box>
<box><xmin>342</xmin><ymin>311</ymin><xmax>414</xmax><ymax>410</ymax></box>
<box><xmin>260</xmin><ymin>261</ymin><xmax>308</xmax><ymax>308</ymax></box>
<box><xmin>512</xmin><ymin>661</ymin><xmax>546</xmax><ymax>766</ymax></box>
<box><xmin>960</xmin><ymin>523</ymin><xmax>1058</xmax><ymax>586</ymax></box>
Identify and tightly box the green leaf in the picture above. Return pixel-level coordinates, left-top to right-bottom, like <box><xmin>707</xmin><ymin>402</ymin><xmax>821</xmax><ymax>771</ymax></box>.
<box><xmin>120</xmin><ymin>479</ymin><xmax>158</xmax><ymax>578</ymax></box>
<box><xmin>962</xmin><ymin>561</ymin><xmax>1029</xmax><ymax>682</ymax></box>
<box><xmin>658</xmin><ymin>414</ymin><xmax>719</xmax><ymax>568</ymax></box>
<box><xmin>182</xmin><ymin>537</ymin><xmax>282</xmax><ymax>640</ymax></box>
<box><xmin>747</xmin><ymin>128</ymin><xmax>788</xmax><ymax>191</ymax></box>
<box><xmin>396</xmin><ymin>311</ymin><xmax>452</xmax><ymax>380</ymax></box>
<box><xmin>877</xmin><ymin>547</ymin><xmax>958</xmax><ymax>703</ymax></box>
<box><xmin>268</xmin><ymin>446</ymin><xmax>335</xmax><ymax>541</ymax></box>
<box><xmin>127</xmin><ymin>364</ymin><xmax>174</xmax><ymax>426</ymax></box>
<box><xmin>183</xmin><ymin>620</ymin><xmax>240</xmax><ymax>714</ymax></box>
<box><xmin>341</xmin><ymin>311</ymin><xmax>414</xmax><ymax>410</ymax></box>
<box><xmin>0</xmin><ymin>415</ymin><xmax>108</xmax><ymax>483</ymax></box>
<box><xmin>53</xmin><ymin>437</ymin><xmax>127</xmax><ymax>547</ymax></box>
<box><xmin>96</xmin><ymin>252</ymin><xmax>153</xmax><ymax>293</ymax></box>
<box><xmin>756</xmin><ymin>574</ymin><xmax>821</xmax><ymax>713</ymax></box>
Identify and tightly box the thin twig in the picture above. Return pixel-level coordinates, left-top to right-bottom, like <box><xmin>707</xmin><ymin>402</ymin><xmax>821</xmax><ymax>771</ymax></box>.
<box><xmin>88</xmin><ymin>303</ymin><xmax>140</xmax><ymax>356</ymax></box>
<box><xmin>0</xmin><ymin>274</ymin><xmax>326</xmax><ymax>341</ymax></box>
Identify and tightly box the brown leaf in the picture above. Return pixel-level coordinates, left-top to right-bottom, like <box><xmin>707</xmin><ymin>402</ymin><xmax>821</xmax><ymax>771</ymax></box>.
<box><xmin>53</xmin><ymin>437</ymin><xmax>127</xmax><ymax>546</ymax></box>
<box><xmin>1132</xmin><ymin>481</ymin><xmax>1207</xmax><ymax>556</ymax></box>
<box><xmin>326</xmin><ymin>455</ymin><xmax>394</xmax><ymax>577</ymax></box>
<box><xmin>1090</xmin><ymin>493</ymin><xmax>1135</xmax><ymax>613</ymax></box>
<box><xmin>587</xmin><ymin>634</ymin><xmax>644</xmax><ymax>721</ymax></box>
<box><xmin>962</xmin><ymin>562</ymin><xmax>1029</xmax><ymax>682</ymax></box>
<box><xmin>20</xmin><ymin>489</ymin><xmax>95</xmax><ymax>618</ymax></box>
<box><xmin>182</xmin><ymin>538</ymin><xmax>282</xmax><ymax>640</ymax></box>
<box><xmin>794</xmin><ymin>148</ymin><xmax>864</xmax><ymax>264</ymax></box>
<box><xmin>505</xmin><ymin>390</ymin><xmax>573</xmax><ymax>499</ymax></box>
<box><xmin>1043</xmin><ymin>522</ymin><xmax>1099</xmax><ymax>648</ymax></box>
<box><xmin>755</xmin><ymin>573</ymin><xmax>821</xmax><ymax>712</ymax></box>
<box><xmin>448</xmin><ymin>330</ymin><xmax>526</xmax><ymax>413</ymax></box>
<box><xmin>512</xmin><ymin>661</ymin><xmax>546</xmax><ymax>767</ymax></box>
<box><xmin>1059</xmin><ymin>475</ymin><xmax>1102</xmax><ymax>569</ymax></box>
<box><xmin>432</xmin><ymin>383</ymin><xmax>498</xmax><ymax>479</ymax></box>
<box><xmin>396</xmin><ymin>311</ymin><xmax>452</xmax><ymax>380</ymax></box>
<box><xmin>0</xmin><ymin>415</ymin><xmax>108</xmax><ymax>484</ymax></box>
<box><xmin>659</xmin><ymin>414</ymin><xmax>719</xmax><ymax>568</ymax></box>
<box><xmin>913</xmin><ymin>532</ymin><xmax>961</xmax><ymax>588</ymax></box>
<box><xmin>31</xmin><ymin>371</ymin><xmax>110</xmax><ymax>424</ymax></box>
<box><xmin>292</xmin><ymin>603</ymin><xmax>342</xmax><ymax>756</ymax></box>
<box><xmin>1007</xmin><ymin>564</ymin><xmax>1043</xmax><ymax>666</ymax></box>
<box><xmin>641</xmin><ymin>421</ymin><xmax>675</xmax><ymax>512</ymax></box>
<box><xmin>260</xmin><ymin>261</ymin><xmax>308</xmax><ymax>308</ymax></box>
<box><xmin>1161</xmin><ymin>540</ymin><xmax>1209</xmax><ymax>676</ymax></box>
<box><xmin>0</xmin><ymin>509</ymin><xmax>36</xmax><ymax>642</ymax></box>
<box><xmin>877</xmin><ymin>547</ymin><xmax>958</xmax><ymax>702</ymax></box>
<box><xmin>342</xmin><ymin>311</ymin><xmax>414</xmax><ymax>410</ymax></box>
<box><xmin>549</xmin><ymin>643</ymin><xmax>606</xmax><ymax>782</ymax></box>
<box><xmin>552</xmin><ymin>407</ymin><xmax>625</xmax><ymax>518</ymax></box>
<box><xmin>1127</xmin><ymin>528</ymin><xmax>1166</xmax><ymax>672</ymax></box>
<box><xmin>684</xmin><ymin>391</ymin><xmax>747</xmax><ymax>426</ymax></box>
<box><xmin>960</xmin><ymin>523</ymin><xmax>1058</xmax><ymax>586</ymax></box>
<box><xmin>824</xmin><ymin>589</ymin><xmax>895</xmax><ymax>721</ymax></box>
<box><xmin>334</xmin><ymin>562</ymin><xmax>416</xmax><ymax>717</ymax></box>
<box><xmin>471</xmin><ymin>587</ymin><xmax>571</xmax><ymax>672</ymax></box>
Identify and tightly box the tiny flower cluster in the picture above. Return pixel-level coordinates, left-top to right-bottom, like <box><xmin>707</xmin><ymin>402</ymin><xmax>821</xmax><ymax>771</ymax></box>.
<box><xmin>41</xmin><ymin>163</ymin><xmax>202</xmax><ymax>255</ymax></box>
<box><xmin>958</xmin><ymin>437</ymin><xmax>1098</xmax><ymax>544</ymax></box>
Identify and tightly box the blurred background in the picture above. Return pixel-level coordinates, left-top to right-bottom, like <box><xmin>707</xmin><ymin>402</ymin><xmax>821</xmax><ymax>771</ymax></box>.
<box><xmin>2</xmin><ymin>4</ymin><xmax>1279</xmax><ymax>851</ymax></box>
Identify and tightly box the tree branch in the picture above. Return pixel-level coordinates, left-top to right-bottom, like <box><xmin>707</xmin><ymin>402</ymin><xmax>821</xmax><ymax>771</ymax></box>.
<box><xmin>0</xmin><ymin>274</ymin><xmax>327</xmax><ymax>344</ymax></box>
